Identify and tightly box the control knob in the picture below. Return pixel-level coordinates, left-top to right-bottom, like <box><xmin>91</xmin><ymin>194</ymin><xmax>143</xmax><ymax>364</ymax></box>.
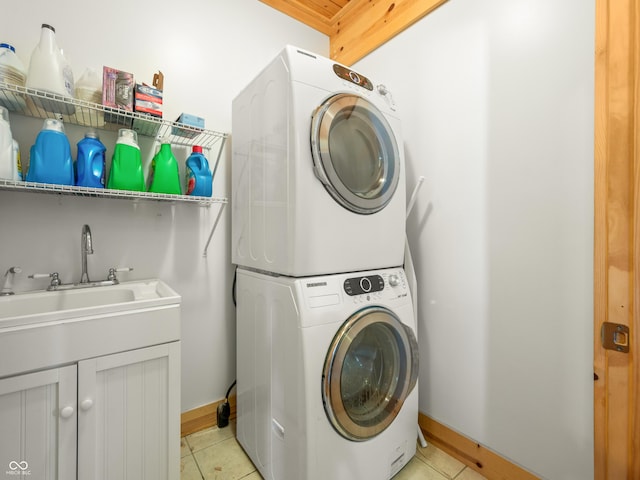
<box><xmin>359</xmin><ymin>277</ymin><xmax>372</xmax><ymax>292</ymax></box>
<box><xmin>388</xmin><ymin>274</ymin><xmax>400</xmax><ymax>287</ymax></box>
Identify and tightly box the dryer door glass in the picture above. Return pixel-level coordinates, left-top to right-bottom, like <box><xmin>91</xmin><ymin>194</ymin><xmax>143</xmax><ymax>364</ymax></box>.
<box><xmin>322</xmin><ymin>306</ymin><xmax>419</xmax><ymax>441</ymax></box>
<box><xmin>311</xmin><ymin>93</ymin><xmax>400</xmax><ymax>215</ymax></box>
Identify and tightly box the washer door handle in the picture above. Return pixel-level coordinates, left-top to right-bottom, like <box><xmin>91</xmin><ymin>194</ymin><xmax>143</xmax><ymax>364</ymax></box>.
<box><xmin>403</xmin><ymin>323</ymin><xmax>420</xmax><ymax>395</ymax></box>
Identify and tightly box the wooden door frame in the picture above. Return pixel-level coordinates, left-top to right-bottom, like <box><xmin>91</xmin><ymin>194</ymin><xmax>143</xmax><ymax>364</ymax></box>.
<box><xmin>594</xmin><ymin>0</ymin><xmax>640</xmax><ymax>478</ymax></box>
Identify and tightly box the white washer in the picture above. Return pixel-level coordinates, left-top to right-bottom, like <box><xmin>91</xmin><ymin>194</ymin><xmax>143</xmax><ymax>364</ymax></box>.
<box><xmin>236</xmin><ymin>267</ymin><xmax>419</xmax><ymax>480</ymax></box>
<box><xmin>232</xmin><ymin>45</ymin><xmax>406</xmax><ymax>276</ymax></box>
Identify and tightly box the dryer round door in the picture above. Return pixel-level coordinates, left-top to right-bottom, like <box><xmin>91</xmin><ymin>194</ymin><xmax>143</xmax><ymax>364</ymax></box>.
<box><xmin>322</xmin><ymin>306</ymin><xmax>419</xmax><ymax>441</ymax></box>
<box><xmin>311</xmin><ymin>93</ymin><xmax>400</xmax><ymax>214</ymax></box>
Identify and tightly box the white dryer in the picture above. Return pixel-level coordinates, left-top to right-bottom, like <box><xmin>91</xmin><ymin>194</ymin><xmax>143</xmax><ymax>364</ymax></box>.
<box><xmin>236</xmin><ymin>267</ymin><xmax>419</xmax><ymax>480</ymax></box>
<box><xmin>232</xmin><ymin>45</ymin><xmax>406</xmax><ymax>276</ymax></box>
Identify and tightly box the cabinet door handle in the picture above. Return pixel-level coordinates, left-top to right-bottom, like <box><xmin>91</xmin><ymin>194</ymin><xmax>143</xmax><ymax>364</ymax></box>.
<box><xmin>60</xmin><ymin>406</ymin><xmax>74</xmax><ymax>418</ymax></box>
<box><xmin>80</xmin><ymin>399</ymin><xmax>94</xmax><ymax>411</ymax></box>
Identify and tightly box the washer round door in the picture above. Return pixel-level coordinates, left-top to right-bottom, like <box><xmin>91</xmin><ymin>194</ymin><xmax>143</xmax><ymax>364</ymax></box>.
<box><xmin>310</xmin><ymin>93</ymin><xmax>400</xmax><ymax>215</ymax></box>
<box><xmin>322</xmin><ymin>306</ymin><xmax>419</xmax><ymax>441</ymax></box>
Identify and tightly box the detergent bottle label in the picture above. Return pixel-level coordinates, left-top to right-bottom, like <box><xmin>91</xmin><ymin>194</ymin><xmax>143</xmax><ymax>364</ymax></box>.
<box><xmin>63</xmin><ymin>63</ymin><xmax>75</xmax><ymax>96</ymax></box>
<box><xmin>186</xmin><ymin>167</ymin><xmax>196</xmax><ymax>195</ymax></box>
<box><xmin>14</xmin><ymin>141</ymin><xmax>21</xmax><ymax>180</ymax></box>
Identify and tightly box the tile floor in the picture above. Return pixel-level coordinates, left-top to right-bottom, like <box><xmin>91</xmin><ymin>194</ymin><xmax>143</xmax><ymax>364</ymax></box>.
<box><xmin>181</xmin><ymin>422</ymin><xmax>488</xmax><ymax>480</ymax></box>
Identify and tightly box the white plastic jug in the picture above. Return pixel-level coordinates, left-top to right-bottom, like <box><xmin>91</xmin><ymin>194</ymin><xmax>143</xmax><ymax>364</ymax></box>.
<box><xmin>0</xmin><ymin>106</ymin><xmax>19</xmax><ymax>181</ymax></box>
<box><xmin>0</xmin><ymin>43</ymin><xmax>27</xmax><ymax>111</ymax></box>
<box><xmin>75</xmin><ymin>67</ymin><xmax>104</xmax><ymax>126</ymax></box>
<box><xmin>26</xmin><ymin>24</ymin><xmax>75</xmax><ymax>115</ymax></box>
<box><xmin>0</xmin><ymin>43</ymin><xmax>26</xmax><ymax>81</ymax></box>
<box><xmin>75</xmin><ymin>67</ymin><xmax>101</xmax><ymax>103</ymax></box>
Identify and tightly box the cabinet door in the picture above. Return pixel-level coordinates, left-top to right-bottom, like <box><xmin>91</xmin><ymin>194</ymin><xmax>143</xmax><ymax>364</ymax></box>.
<box><xmin>77</xmin><ymin>342</ymin><xmax>180</xmax><ymax>480</ymax></box>
<box><xmin>0</xmin><ymin>365</ymin><xmax>77</xmax><ymax>479</ymax></box>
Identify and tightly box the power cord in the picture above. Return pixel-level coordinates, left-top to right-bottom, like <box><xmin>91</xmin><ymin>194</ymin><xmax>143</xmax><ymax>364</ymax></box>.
<box><xmin>217</xmin><ymin>379</ymin><xmax>236</xmax><ymax>428</ymax></box>
<box><xmin>232</xmin><ymin>267</ymin><xmax>237</xmax><ymax>307</ymax></box>
<box><xmin>218</xmin><ymin>269</ymin><xmax>239</xmax><ymax>428</ymax></box>
<box><xmin>219</xmin><ymin>270</ymin><xmax>238</xmax><ymax>428</ymax></box>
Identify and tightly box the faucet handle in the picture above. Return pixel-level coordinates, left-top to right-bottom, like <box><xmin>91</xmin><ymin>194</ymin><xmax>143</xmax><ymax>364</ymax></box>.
<box><xmin>1</xmin><ymin>266</ymin><xmax>22</xmax><ymax>296</ymax></box>
<box><xmin>29</xmin><ymin>272</ymin><xmax>61</xmax><ymax>288</ymax></box>
<box><xmin>107</xmin><ymin>267</ymin><xmax>133</xmax><ymax>283</ymax></box>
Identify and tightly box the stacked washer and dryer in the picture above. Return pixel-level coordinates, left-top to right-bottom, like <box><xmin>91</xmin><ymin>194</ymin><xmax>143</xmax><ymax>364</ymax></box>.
<box><xmin>231</xmin><ymin>46</ymin><xmax>419</xmax><ymax>480</ymax></box>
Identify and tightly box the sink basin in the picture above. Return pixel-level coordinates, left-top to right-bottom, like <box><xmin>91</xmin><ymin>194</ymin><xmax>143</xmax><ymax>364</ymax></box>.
<box><xmin>0</xmin><ymin>278</ymin><xmax>181</xmax><ymax>379</ymax></box>
<box><xmin>0</xmin><ymin>279</ymin><xmax>181</xmax><ymax>328</ymax></box>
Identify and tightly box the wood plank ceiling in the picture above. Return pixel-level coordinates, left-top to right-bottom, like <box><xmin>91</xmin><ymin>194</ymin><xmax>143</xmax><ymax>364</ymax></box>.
<box><xmin>259</xmin><ymin>0</ymin><xmax>448</xmax><ymax>65</ymax></box>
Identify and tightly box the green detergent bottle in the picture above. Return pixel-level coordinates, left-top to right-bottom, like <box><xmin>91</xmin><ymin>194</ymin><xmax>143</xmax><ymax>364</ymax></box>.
<box><xmin>107</xmin><ymin>129</ymin><xmax>144</xmax><ymax>191</ymax></box>
<box><xmin>148</xmin><ymin>140</ymin><xmax>181</xmax><ymax>194</ymax></box>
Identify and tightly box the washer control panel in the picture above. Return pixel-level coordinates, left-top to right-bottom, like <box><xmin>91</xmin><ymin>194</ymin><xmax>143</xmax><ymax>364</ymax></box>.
<box><xmin>333</xmin><ymin>64</ymin><xmax>373</xmax><ymax>91</ymax></box>
<box><xmin>301</xmin><ymin>269</ymin><xmax>409</xmax><ymax>311</ymax></box>
<box><xmin>342</xmin><ymin>270</ymin><xmax>409</xmax><ymax>305</ymax></box>
<box><xmin>344</xmin><ymin>274</ymin><xmax>384</xmax><ymax>296</ymax></box>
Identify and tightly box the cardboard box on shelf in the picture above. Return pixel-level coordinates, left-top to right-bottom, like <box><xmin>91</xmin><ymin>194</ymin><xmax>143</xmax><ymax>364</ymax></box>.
<box><xmin>134</xmin><ymin>83</ymin><xmax>163</xmax><ymax>116</ymax></box>
<box><xmin>132</xmin><ymin>83</ymin><xmax>163</xmax><ymax>136</ymax></box>
<box><xmin>172</xmin><ymin>113</ymin><xmax>205</xmax><ymax>139</ymax></box>
<box><xmin>103</xmin><ymin>66</ymin><xmax>134</xmax><ymax>126</ymax></box>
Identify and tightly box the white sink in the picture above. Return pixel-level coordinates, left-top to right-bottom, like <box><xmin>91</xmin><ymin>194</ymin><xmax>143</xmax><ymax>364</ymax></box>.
<box><xmin>0</xmin><ymin>279</ymin><xmax>181</xmax><ymax>329</ymax></box>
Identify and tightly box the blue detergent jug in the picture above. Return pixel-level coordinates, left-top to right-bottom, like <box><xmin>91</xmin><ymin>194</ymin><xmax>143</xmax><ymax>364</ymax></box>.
<box><xmin>26</xmin><ymin>118</ymin><xmax>73</xmax><ymax>185</ymax></box>
<box><xmin>185</xmin><ymin>145</ymin><xmax>212</xmax><ymax>197</ymax></box>
<box><xmin>75</xmin><ymin>131</ymin><xmax>106</xmax><ymax>188</ymax></box>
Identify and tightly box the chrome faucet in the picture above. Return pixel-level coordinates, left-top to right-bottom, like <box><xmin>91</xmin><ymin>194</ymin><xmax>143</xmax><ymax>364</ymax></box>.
<box><xmin>1</xmin><ymin>266</ymin><xmax>22</xmax><ymax>295</ymax></box>
<box><xmin>80</xmin><ymin>224</ymin><xmax>93</xmax><ymax>284</ymax></box>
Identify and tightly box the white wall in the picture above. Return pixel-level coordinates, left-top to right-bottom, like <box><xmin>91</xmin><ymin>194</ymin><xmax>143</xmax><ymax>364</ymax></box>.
<box><xmin>0</xmin><ymin>0</ymin><xmax>327</xmax><ymax>412</ymax></box>
<box><xmin>356</xmin><ymin>1</ymin><xmax>594</xmax><ymax>479</ymax></box>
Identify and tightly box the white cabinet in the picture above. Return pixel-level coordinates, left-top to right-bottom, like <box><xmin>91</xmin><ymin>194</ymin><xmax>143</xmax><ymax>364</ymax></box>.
<box><xmin>0</xmin><ymin>343</ymin><xmax>179</xmax><ymax>480</ymax></box>
<box><xmin>78</xmin><ymin>342</ymin><xmax>181</xmax><ymax>480</ymax></box>
<box><xmin>0</xmin><ymin>280</ymin><xmax>181</xmax><ymax>479</ymax></box>
<box><xmin>0</xmin><ymin>365</ymin><xmax>77</xmax><ymax>479</ymax></box>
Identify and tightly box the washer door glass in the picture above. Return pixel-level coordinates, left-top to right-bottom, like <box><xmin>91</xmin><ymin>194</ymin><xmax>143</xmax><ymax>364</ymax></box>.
<box><xmin>322</xmin><ymin>306</ymin><xmax>419</xmax><ymax>441</ymax></box>
<box><xmin>311</xmin><ymin>93</ymin><xmax>400</xmax><ymax>215</ymax></box>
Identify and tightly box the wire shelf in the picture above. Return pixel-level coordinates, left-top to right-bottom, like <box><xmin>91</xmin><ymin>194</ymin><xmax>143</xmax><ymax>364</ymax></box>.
<box><xmin>0</xmin><ymin>81</ymin><xmax>229</xmax><ymax>246</ymax></box>
<box><xmin>0</xmin><ymin>82</ymin><xmax>228</xmax><ymax>150</ymax></box>
<box><xmin>0</xmin><ymin>179</ymin><xmax>227</xmax><ymax>206</ymax></box>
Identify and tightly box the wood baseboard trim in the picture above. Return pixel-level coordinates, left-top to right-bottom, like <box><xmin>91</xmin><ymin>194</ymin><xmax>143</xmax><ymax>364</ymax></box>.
<box><xmin>181</xmin><ymin>395</ymin><xmax>237</xmax><ymax>437</ymax></box>
<box><xmin>183</xmin><ymin>402</ymin><xmax>537</xmax><ymax>478</ymax></box>
<box><xmin>418</xmin><ymin>413</ymin><xmax>540</xmax><ymax>480</ymax></box>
